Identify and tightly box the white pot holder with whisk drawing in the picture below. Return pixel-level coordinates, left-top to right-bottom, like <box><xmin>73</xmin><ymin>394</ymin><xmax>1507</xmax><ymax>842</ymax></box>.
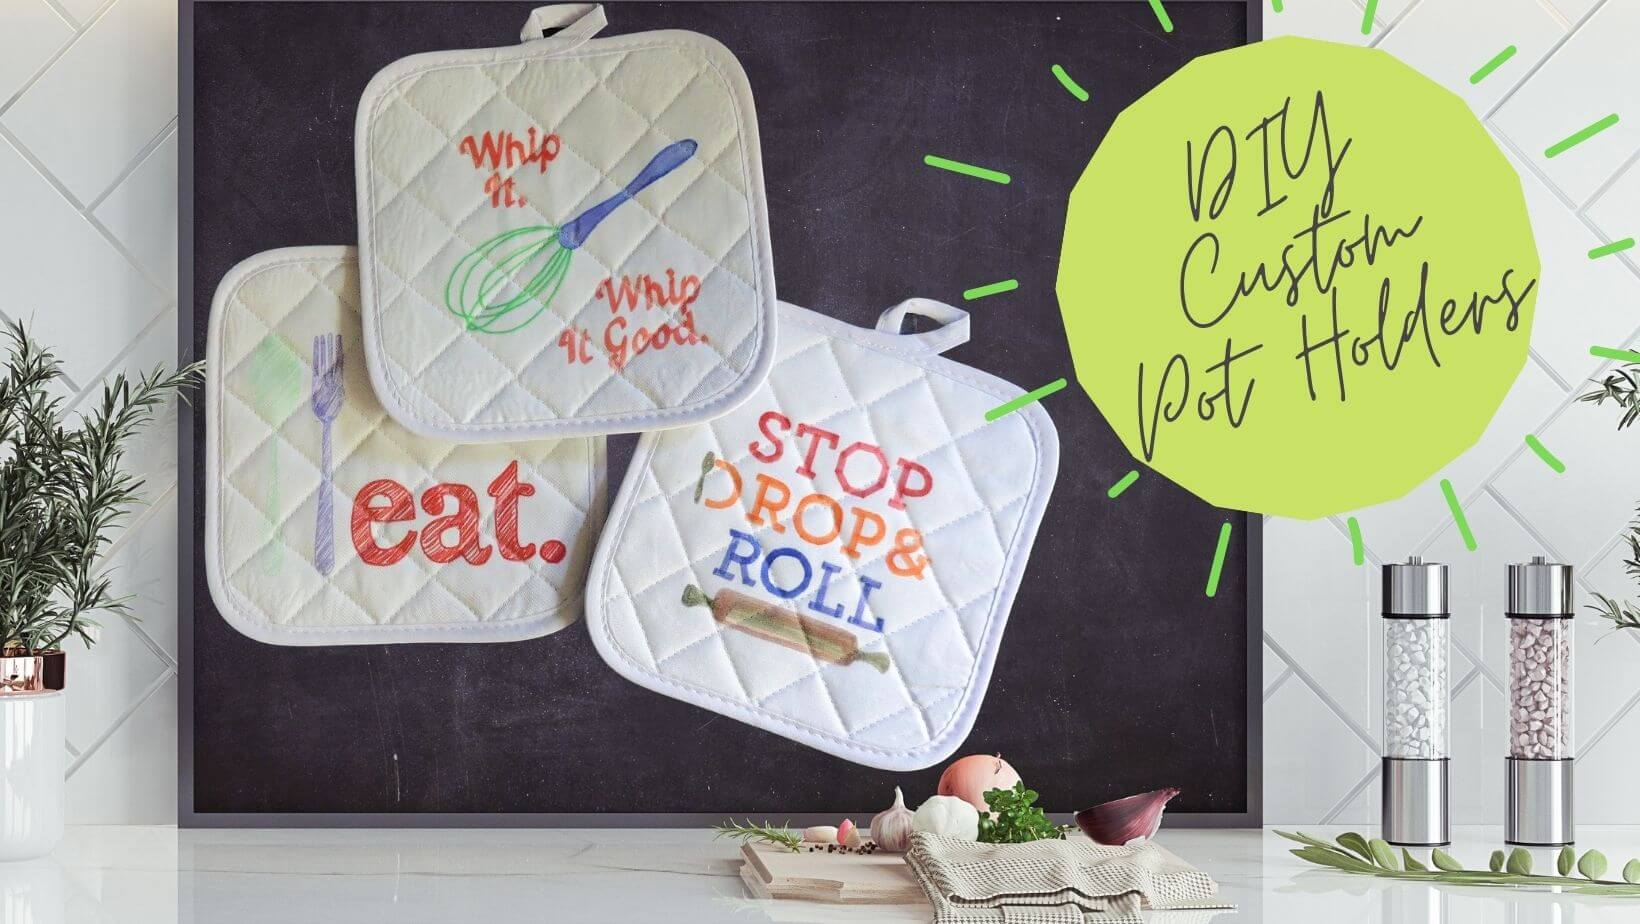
<box><xmin>586</xmin><ymin>299</ymin><xmax>1060</xmax><ymax>769</ymax></box>
<box><xmin>206</xmin><ymin>247</ymin><xmax>606</xmax><ymax>646</ymax></box>
<box><xmin>354</xmin><ymin>3</ymin><xmax>776</xmax><ymax>441</ymax></box>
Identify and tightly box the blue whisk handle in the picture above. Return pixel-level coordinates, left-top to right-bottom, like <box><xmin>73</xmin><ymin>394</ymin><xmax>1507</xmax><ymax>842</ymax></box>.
<box><xmin>558</xmin><ymin>140</ymin><xmax>697</xmax><ymax>249</ymax></box>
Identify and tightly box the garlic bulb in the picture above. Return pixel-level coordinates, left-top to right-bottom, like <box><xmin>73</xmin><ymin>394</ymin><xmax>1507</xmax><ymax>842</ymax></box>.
<box><xmin>803</xmin><ymin>825</ymin><xmax>839</xmax><ymax>844</ymax></box>
<box><xmin>871</xmin><ymin>787</ymin><xmax>915</xmax><ymax>852</ymax></box>
<box><xmin>913</xmin><ymin>794</ymin><xmax>980</xmax><ymax>840</ymax></box>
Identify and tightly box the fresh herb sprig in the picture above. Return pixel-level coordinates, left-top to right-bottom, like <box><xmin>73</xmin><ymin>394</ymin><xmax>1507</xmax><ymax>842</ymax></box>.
<box><xmin>712</xmin><ymin>819</ymin><xmax>803</xmax><ymax>852</ymax></box>
<box><xmin>1590</xmin><ymin>510</ymin><xmax>1640</xmax><ymax>633</ymax></box>
<box><xmin>1280</xmin><ymin>831</ymin><xmax>1640</xmax><ymax>896</ymax></box>
<box><xmin>977</xmin><ymin>781</ymin><xmax>1074</xmax><ymax>844</ymax></box>
<box><xmin>1582</xmin><ymin>363</ymin><xmax>1640</xmax><ymax>431</ymax></box>
<box><xmin>0</xmin><ymin>320</ymin><xmax>201</xmax><ymax>653</ymax></box>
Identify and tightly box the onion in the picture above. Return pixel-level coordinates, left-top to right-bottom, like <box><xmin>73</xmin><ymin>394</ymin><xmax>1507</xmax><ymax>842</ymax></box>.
<box><xmin>937</xmin><ymin>753</ymin><xmax>1022</xmax><ymax>814</ymax></box>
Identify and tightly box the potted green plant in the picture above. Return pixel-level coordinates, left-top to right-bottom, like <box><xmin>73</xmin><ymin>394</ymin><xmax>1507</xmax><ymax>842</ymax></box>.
<box><xmin>1581</xmin><ymin>362</ymin><xmax>1640</xmax><ymax>631</ymax></box>
<box><xmin>0</xmin><ymin>320</ymin><xmax>198</xmax><ymax>860</ymax></box>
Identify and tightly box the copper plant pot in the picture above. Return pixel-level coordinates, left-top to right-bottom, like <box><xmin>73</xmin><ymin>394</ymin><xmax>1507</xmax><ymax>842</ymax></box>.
<box><xmin>0</xmin><ymin>650</ymin><xmax>64</xmax><ymax>695</ymax></box>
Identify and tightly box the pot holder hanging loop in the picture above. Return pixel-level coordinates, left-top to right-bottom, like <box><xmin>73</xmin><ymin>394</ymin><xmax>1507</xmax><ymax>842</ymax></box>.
<box><xmin>875</xmin><ymin>298</ymin><xmax>970</xmax><ymax>355</ymax></box>
<box><xmin>519</xmin><ymin>3</ymin><xmax>607</xmax><ymax>45</ymax></box>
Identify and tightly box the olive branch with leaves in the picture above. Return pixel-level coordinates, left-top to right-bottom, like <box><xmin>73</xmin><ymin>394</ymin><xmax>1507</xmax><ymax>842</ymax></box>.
<box><xmin>1280</xmin><ymin>831</ymin><xmax>1640</xmax><ymax>896</ymax></box>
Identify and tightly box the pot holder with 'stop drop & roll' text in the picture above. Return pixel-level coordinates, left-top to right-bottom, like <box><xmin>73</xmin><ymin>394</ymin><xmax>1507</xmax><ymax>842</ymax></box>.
<box><xmin>354</xmin><ymin>3</ymin><xmax>777</xmax><ymax>441</ymax></box>
<box><xmin>585</xmin><ymin>299</ymin><xmax>1060</xmax><ymax>769</ymax></box>
<box><xmin>206</xmin><ymin>247</ymin><xmax>605</xmax><ymax>646</ymax></box>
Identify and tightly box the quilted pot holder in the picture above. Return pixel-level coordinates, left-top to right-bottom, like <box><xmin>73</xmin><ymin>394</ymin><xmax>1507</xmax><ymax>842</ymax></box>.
<box><xmin>205</xmin><ymin>247</ymin><xmax>606</xmax><ymax>646</ymax></box>
<box><xmin>586</xmin><ymin>299</ymin><xmax>1060</xmax><ymax>769</ymax></box>
<box><xmin>354</xmin><ymin>3</ymin><xmax>776</xmax><ymax>441</ymax></box>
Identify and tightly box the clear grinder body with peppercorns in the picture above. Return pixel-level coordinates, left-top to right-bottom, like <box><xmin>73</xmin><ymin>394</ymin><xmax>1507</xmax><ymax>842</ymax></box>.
<box><xmin>1506</xmin><ymin>556</ymin><xmax>1575</xmax><ymax>847</ymax></box>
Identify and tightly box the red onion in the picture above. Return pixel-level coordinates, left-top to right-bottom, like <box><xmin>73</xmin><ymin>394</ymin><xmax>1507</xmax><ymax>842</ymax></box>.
<box><xmin>1074</xmin><ymin>788</ymin><xmax>1181</xmax><ymax>845</ymax></box>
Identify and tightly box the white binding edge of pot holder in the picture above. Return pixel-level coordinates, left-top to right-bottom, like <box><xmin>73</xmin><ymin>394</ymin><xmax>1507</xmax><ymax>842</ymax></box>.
<box><xmin>205</xmin><ymin>246</ymin><xmax>607</xmax><ymax>646</ymax></box>
<box><xmin>353</xmin><ymin>3</ymin><xmax>777</xmax><ymax>442</ymax></box>
<box><xmin>585</xmin><ymin>299</ymin><xmax>1060</xmax><ymax>769</ymax></box>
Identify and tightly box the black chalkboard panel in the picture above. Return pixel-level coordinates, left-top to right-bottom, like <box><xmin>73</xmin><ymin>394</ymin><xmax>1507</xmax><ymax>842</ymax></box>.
<box><xmin>182</xmin><ymin>1</ymin><xmax>1259</xmax><ymax>823</ymax></box>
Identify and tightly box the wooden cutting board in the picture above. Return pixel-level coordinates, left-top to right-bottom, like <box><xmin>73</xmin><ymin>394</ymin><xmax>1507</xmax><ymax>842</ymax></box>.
<box><xmin>738</xmin><ymin>842</ymin><xmax>928</xmax><ymax>905</ymax></box>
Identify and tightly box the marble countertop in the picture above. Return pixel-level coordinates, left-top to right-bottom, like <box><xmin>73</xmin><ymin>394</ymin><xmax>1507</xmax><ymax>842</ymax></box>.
<box><xmin>6</xmin><ymin>825</ymin><xmax>1640</xmax><ymax>922</ymax></box>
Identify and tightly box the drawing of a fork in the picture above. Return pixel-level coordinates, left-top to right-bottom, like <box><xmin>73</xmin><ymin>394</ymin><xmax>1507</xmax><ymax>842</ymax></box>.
<box><xmin>310</xmin><ymin>334</ymin><xmax>344</xmax><ymax>575</ymax></box>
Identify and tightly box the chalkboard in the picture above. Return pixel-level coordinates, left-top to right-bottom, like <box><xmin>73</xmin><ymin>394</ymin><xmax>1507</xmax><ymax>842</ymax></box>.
<box><xmin>181</xmin><ymin>0</ymin><xmax>1260</xmax><ymax>824</ymax></box>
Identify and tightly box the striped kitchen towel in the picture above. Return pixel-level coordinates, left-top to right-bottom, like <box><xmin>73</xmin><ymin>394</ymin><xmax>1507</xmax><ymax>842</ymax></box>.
<box><xmin>905</xmin><ymin>832</ymin><xmax>1232</xmax><ymax>924</ymax></box>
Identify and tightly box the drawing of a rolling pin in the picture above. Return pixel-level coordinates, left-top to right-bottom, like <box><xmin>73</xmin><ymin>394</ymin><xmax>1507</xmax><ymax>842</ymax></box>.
<box><xmin>681</xmin><ymin>585</ymin><xmax>890</xmax><ymax>673</ymax></box>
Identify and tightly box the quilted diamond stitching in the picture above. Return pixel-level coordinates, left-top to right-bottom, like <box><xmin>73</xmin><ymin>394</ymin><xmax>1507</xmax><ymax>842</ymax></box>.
<box><xmin>210</xmin><ymin>251</ymin><xmax>602</xmax><ymax>641</ymax></box>
<box><xmin>217</xmin><ymin>261</ymin><xmax>588</xmax><ymax>626</ymax></box>
<box><xmin>359</xmin><ymin>36</ymin><xmax>771</xmax><ymax>434</ymax></box>
<box><xmin>592</xmin><ymin>308</ymin><xmax>1051</xmax><ymax>757</ymax></box>
<box><xmin>373</xmin><ymin>60</ymin><xmax>757</xmax><ymax>425</ymax></box>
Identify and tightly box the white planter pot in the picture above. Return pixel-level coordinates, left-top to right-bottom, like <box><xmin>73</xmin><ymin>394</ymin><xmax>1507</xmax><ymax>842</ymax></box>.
<box><xmin>0</xmin><ymin>691</ymin><xmax>64</xmax><ymax>861</ymax></box>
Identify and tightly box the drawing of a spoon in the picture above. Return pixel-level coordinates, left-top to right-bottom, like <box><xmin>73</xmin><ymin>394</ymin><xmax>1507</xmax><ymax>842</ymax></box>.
<box><xmin>310</xmin><ymin>334</ymin><xmax>344</xmax><ymax>575</ymax></box>
<box><xmin>249</xmin><ymin>335</ymin><xmax>303</xmax><ymax>571</ymax></box>
<box><xmin>445</xmin><ymin>139</ymin><xmax>699</xmax><ymax>334</ymax></box>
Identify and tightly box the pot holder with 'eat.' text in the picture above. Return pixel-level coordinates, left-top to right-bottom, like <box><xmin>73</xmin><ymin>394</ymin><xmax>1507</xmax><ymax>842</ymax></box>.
<box><xmin>355</xmin><ymin>3</ymin><xmax>776</xmax><ymax>441</ymax></box>
<box><xmin>206</xmin><ymin>247</ymin><xmax>605</xmax><ymax>646</ymax></box>
<box><xmin>585</xmin><ymin>299</ymin><xmax>1059</xmax><ymax>769</ymax></box>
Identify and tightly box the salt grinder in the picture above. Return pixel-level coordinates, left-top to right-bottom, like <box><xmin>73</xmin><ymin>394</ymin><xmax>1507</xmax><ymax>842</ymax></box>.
<box><xmin>1506</xmin><ymin>556</ymin><xmax>1574</xmax><ymax>847</ymax></box>
<box><xmin>1381</xmin><ymin>557</ymin><xmax>1450</xmax><ymax>847</ymax></box>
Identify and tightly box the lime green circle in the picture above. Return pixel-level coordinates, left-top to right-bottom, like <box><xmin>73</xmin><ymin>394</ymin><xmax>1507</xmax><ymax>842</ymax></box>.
<box><xmin>1058</xmin><ymin>37</ymin><xmax>1539</xmax><ymax>519</ymax></box>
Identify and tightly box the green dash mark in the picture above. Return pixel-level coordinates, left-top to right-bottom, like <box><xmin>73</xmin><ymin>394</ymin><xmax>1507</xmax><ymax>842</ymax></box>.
<box><xmin>1592</xmin><ymin>345</ymin><xmax>1640</xmax><ymax>364</ymax></box>
<box><xmin>1469</xmin><ymin>45</ymin><xmax>1517</xmax><ymax>84</ymax></box>
<box><xmin>1545</xmin><ymin>114</ymin><xmax>1619</xmax><ymax>158</ymax></box>
<box><xmin>1347</xmin><ymin>517</ymin><xmax>1364</xmax><ymax>566</ymax></box>
<box><xmin>985</xmin><ymin>378</ymin><xmax>1066</xmax><ymax>422</ymax></box>
<box><xmin>1148</xmin><ymin>0</ymin><xmax>1173</xmax><ymax>33</ymax></box>
<box><xmin>1361</xmin><ymin>0</ymin><xmax>1378</xmax><ymax>34</ymax></box>
<box><xmin>1270</xmin><ymin>0</ymin><xmax>1282</xmax><ymax>12</ymax></box>
<box><xmin>1590</xmin><ymin>238</ymin><xmax>1636</xmax><ymax>259</ymax></box>
<box><xmin>1524</xmin><ymin>434</ymin><xmax>1565</xmax><ymax>474</ymax></box>
<box><xmin>1440</xmin><ymin>479</ymin><xmax>1477</xmax><ymax>552</ymax></box>
<box><xmin>1205</xmin><ymin>521</ymin><xmax>1232</xmax><ymax>598</ymax></box>
<box><xmin>1051</xmin><ymin>64</ymin><xmax>1089</xmax><ymax>102</ymax></box>
<box><xmin>964</xmin><ymin>279</ymin><xmax>1019</xmax><ymax>300</ymax></box>
<box><xmin>924</xmin><ymin>155</ymin><xmax>1011</xmax><ymax>184</ymax></box>
<box><xmin>1107</xmin><ymin>470</ymin><xmax>1140</xmax><ymax>499</ymax></box>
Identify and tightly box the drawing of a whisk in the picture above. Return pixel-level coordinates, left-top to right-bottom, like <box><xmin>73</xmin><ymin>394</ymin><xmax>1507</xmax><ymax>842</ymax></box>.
<box><xmin>444</xmin><ymin>140</ymin><xmax>697</xmax><ymax>334</ymax></box>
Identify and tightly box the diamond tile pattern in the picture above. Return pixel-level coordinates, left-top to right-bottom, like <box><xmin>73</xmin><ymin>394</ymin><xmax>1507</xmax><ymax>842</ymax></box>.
<box><xmin>1</xmin><ymin>0</ymin><xmax>1634</xmax><ymax>824</ymax></box>
<box><xmin>587</xmin><ymin>303</ymin><xmax>1056</xmax><ymax>770</ymax></box>
<box><xmin>208</xmin><ymin>249</ymin><xmax>604</xmax><ymax>644</ymax></box>
<box><xmin>358</xmin><ymin>29</ymin><xmax>774</xmax><ymax>438</ymax></box>
<box><xmin>1267</xmin><ymin>0</ymin><xmax>1640</xmax><ymax>824</ymax></box>
<box><xmin>0</xmin><ymin>0</ymin><xmax>179</xmax><ymax>824</ymax></box>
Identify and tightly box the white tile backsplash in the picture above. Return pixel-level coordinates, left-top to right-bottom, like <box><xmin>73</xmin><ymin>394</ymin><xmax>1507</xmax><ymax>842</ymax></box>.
<box><xmin>0</xmin><ymin>0</ymin><xmax>178</xmax><ymax>825</ymax></box>
<box><xmin>0</xmin><ymin>0</ymin><xmax>72</xmax><ymax>105</ymax></box>
<box><xmin>1269</xmin><ymin>0</ymin><xmax>1640</xmax><ymax>826</ymax></box>
<box><xmin>1</xmin><ymin>0</ymin><xmax>176</xmax><ymax>203</ymax></box>
<box><xmin>1495</xmin><ymin>138</ymin><xmax>1640</xmax><ymax>386</ymax></box>
<box><xmin>94</xmin><ymin>127</ymin><xmax>177</xmax><ymax>294</ymax></box>
<box><xmin>1586</xmin><ymin>156</ymin><xmax>1640</xmax><ymax>244</ymax></box>
<box><xmin>1377</xmin><ymin>0</ymin><xmax>1564</xmax><ymax>113</ymax></box>
<box><xmin>0</xmin><ymin>137</ymin><xmax>165</xmax><ymax>385</ymax></box>
<box><xmin>1490</xmin><ymin>0</ymin><xmax>1640</xmax><ymax>206</ymax></box>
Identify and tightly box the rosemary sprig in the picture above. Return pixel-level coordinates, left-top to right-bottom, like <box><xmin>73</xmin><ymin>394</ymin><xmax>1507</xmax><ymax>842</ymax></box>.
<box><xmin>1279</xmin><ymin>831</ymin><xmax>1640</xmax><ymax>896</ymax></box>
<box><xmin>712</xmin><ymin>819</ymin><xmax>803</xmax><ymax>852</ymax></box>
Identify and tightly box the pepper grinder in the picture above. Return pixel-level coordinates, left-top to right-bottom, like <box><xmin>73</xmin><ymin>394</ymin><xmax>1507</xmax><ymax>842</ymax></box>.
<box><xmin>1506</xmin><ymin>556</ymin><xmax>1574</xmax><ymax>847</ymax></box>
<box><xmin>1381</xmin><ymin>557</ymin><xmax>1450</xmax><ymax>847</ymax></box>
